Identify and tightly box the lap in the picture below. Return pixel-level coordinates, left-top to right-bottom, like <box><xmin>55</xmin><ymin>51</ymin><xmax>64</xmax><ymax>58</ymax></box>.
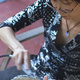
<box><xmin>0</xmin><ymin>66</ymin><xmax>26</xmax><ymax>80</ymax></box>
<box><xmin>0</xmin><ymin>55</ymin><xmax>80</xmax><ymax>80</ymax></box>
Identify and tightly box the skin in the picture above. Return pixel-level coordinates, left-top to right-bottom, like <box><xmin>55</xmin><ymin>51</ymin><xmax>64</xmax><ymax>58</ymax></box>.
<box><xmin>51</xmin><ymin>0</ymin><xmax>80</xmax><ymax>22</ymax></box>
<box><xmin>43</xmin><ymin>76</ymin><xmax>48</xmax><ymax>80</ymax></box>
<box><xmin>51</xmin><ymin>0</ymin><xmax>80</xmax><ymax>48</ymax></box>
<box><xmin>0</xmin><ymin>27</ymin><xmax>31</xmax><ymax>70</ymax></box>
<box><xmin>0</xmin><ymin>0</ymin><xmax>80</xmax><ymax>80</ymax></box>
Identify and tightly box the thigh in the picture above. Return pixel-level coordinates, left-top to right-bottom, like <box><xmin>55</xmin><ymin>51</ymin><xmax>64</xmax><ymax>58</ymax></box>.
<box><xmin>0</xmin><ymin>50</ymin><xmax>60</xmax><ymax>80</ymax></box>
<box><xmin>0</xmin><ymin>55</ymin><xmax>38</xmax><ymax>80</ymax></box>
<box><xmin>0</xmin><ymin>66</ymin><xmax>26</xmax><ymax>80</ymax></box>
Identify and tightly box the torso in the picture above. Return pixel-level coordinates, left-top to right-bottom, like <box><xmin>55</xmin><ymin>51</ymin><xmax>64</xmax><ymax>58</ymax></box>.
<box><xmin>55</xmin><ymin>18</ymin><xmax>80</xmax><ymax>48</ymax></box>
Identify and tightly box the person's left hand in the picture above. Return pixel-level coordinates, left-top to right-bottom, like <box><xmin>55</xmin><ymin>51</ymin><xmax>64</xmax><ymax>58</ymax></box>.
<box><xmin>43</xmin><ymin>75</ymin><xmax>48</xmax><ymax>80</ymax></box>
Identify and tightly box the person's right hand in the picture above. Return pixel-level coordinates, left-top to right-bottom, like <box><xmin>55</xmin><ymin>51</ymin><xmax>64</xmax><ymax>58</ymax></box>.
<box><xmin>0</xmin><ymin>27</ymin><xmax>30</xmax><ymax>70</ymax></box>
<box><xmin>12</xmin><ymin>47</ymin><xmax>30</xmax><ymax>70</ymax></box>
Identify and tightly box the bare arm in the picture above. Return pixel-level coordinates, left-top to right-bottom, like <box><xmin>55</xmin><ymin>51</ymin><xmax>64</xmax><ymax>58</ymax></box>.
<box><xmin>0</xmin><ymin>27</ymin><xmax>30</xmax><ymax>70</ymax></box>
<box><xmin>0</xmin><ymin>0</ymin><xmax>44</xmax><ymax>70</ymax></box>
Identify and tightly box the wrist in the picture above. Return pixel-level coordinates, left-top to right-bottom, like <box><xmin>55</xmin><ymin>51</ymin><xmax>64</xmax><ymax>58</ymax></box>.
<box><xmin>8</xmin><ymin>41</ymin><xmax>24</xmax><ymax>52</ymax></box>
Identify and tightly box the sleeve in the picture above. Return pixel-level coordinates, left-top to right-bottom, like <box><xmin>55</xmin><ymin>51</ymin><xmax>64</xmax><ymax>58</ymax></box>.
<box><xmin>0</xmin><ymin>0</ymin><xmax>43</xmax><ymax>32</ymax></box>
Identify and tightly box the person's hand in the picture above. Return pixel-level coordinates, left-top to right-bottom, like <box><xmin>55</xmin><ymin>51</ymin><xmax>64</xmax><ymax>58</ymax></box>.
<box><xmin>12</xmin><ymin>48</ymin><xmax>30</xmax><ymax>70</ymax></box>
<box><xmin>43</xmin><ymin>75</ymin><xmax>48</xmax><ymax>80</ymax></box>
<box><xmin>0</xmin><ymin>27</ymin><xmax>30</xmax><ymax>70</ymax></box>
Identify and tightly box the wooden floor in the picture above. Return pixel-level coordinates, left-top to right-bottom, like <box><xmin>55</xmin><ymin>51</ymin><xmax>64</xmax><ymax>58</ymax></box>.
<box><xmin>0</xmin><ymin>0</ymin><xmax>44</xmax><ymax>68</ymax></box>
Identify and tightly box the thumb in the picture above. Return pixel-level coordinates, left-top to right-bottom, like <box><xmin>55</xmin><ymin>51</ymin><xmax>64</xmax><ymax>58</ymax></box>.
<box><xmin>43</xmin><ymin>75</ymin><xmax>48</xmax><ymax>80</ymax></box>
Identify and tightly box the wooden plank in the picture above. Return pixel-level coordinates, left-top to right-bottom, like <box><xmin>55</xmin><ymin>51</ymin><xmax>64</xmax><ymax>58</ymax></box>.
<box><xmin>0</xmin><ymin>48</ymin><xmax>12</xmax><ymax>71</ymax></box>
<box><xmin>16</xmin><ymin>26</ymin><xmax>44</xmax><ymax>42</ymax></box>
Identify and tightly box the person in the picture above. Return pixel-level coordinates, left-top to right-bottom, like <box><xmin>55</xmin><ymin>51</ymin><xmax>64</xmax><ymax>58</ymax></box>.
<box><xmin>0</xmin><ymin>0</ymin><xmax>80</xmax><ymax>80</ymax></box>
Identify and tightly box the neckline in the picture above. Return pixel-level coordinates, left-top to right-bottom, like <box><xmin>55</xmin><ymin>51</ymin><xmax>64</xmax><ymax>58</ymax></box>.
<box><xmin>60</xmin><ymin>33</ymin><xmax>79</xmax><ymax>47</ymax></box>
<box><xmin>55</xmin><ymin>15</ymin><xmax>80</xmax><ymax>49</ymax></box>
<box><xmin>59</xmin><ymin>34</ymin><xmax>80</xmax><ymax>53</ymax></box>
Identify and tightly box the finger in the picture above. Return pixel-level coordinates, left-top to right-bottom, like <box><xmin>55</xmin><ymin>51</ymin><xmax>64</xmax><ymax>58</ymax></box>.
<box><xmin>24</xmin><ymin>50</ymin><xmax>30</xmax><ymax>70</ymax></box>
<box><xmin>12</xmin><ymin>53</ymin><xmax>18</xmax><ymax>63</ymax></box>
<box><xmin>12</xmin><ymin>54</ymin><xmax>21</xmax><ymax>70</ymax></box>
<box><xmin>43</xmin><ymin>75</ymin><xmax>48</xmax><ymax>80</ymax></box>
<box><xmin>16</xmin><ymin>52</ymin><xmax>23</xmax><ymax>70</ymax></box>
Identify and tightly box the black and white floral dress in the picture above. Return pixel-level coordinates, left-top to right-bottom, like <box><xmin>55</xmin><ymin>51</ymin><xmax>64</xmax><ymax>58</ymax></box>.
<box><xmin>0</xmin><ymin>0</ymin><xmax>80</xmax><ymax>80</ymax></box>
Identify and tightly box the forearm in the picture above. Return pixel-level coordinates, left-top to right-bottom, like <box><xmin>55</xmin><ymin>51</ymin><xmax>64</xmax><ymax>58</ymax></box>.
<box><xmin>0</xmin><ymin>27</ymin><xmax>24</xmax><ymax>51</ymax></box>
<box><xmin>0</xmin><ymin>26</ymin><xmax>30</xmax><ymax>70</ymax></box>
